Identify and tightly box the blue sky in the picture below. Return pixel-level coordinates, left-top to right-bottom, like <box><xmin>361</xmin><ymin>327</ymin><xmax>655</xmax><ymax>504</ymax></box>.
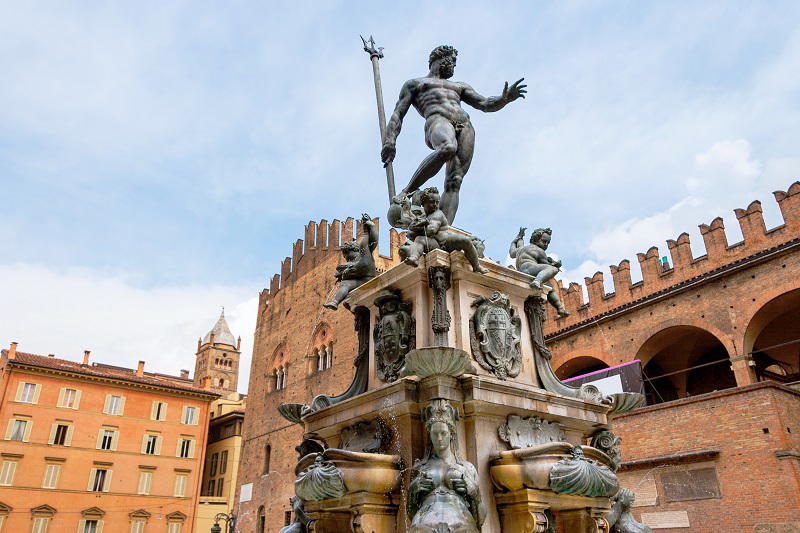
<box><xmin>2</xmin><ymin>1</ymin><xmax>799</xmax><ymax>390</ymax></box>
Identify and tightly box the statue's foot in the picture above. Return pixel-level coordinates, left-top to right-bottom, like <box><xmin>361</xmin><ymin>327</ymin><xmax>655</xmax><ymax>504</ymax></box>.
<box><xmin>323</xmin><ymin>302</ymin><xmax>339</xmax><ymax>310</ymax></box>
<box><xmin>404</xmin><ymin>257</ymin><xmax>419</xmax><ymax>267</ymax></box>
<box><xmin>531</xmin><ymin>280</ymin><xmax>543</xmax><ymax>290</ymax></box>
<box><xmin>557</xmin><ymin>306</ymin><xmax>570</xmax><ymax>318</ymax></box>
<box><xmin>474</xmin><ymin>265</ymin><xmax>489</xmax><ymax>274</ymax></box>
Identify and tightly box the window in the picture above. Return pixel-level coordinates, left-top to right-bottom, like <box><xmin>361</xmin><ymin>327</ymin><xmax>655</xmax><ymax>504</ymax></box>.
<box><xmin>42</xmin><ymin>464</ymin><xmax>60</xmax><ymax>489</ymax></box>
<box><xmin>257</xmin><ymin>506</ymin><xmax>265</xmax><ymax>533</ymax></box>
<box><xmin>17</xmin><ymin>382</ymin><xmax>39</xmax><ymax>403</ymax></box>
<box><xmin>210</xmin><ymin>453</ymin><xmax>218</xmax><ymax>476</ymax></box>
<box><xmin>151</xmin><ymin>401</ymin><xmax>167</xmax><ymax>421</ymax></box>
<box><xmin>284</xmin><ymin>510</ymin><xmax>292</xmax><ymax>526</ymax></box>
<box><xmin>167</xmin><ymin>523</ymin><xmax>182</xmax><ymax>533</ymax></box>
<box><xmin>137</xmin><ymin>471</ymin><xmax>152</xmax><ymax>495</ymax></box>
<box><xmin>222</xmin><ymin>423</ymin><xmax>234</xmax><ymax>438</ymax></box>
<box><xmin>263</xmin><ymin>444</ymin><xmax>271</xmax><ymax>474</ymax></box>
<box><xmin>7</xmin><ymin>419</ymin><xmax>29</xmax><ymax>441</ymax></box>
<box><xmin>275</xmin><ymin>366</ymin><xmax>288</xmax><ymax>390</ymax></box>
<box><xmin>130</xmin><ymin>520</ymin><xmax>146</xmax><ymax>533</ymax></box>
<box><xmin>177</xmin><ymin>438</ymin><xmax>194</xmax><ymax>458</ymax></box>
<box><xmin>58</xmin><ymin>387</ymin><xmax>81</xmax><ymax>409</ymax></box>
<box><xmin>182</xmin><ymin>406</ymin><xmax>198</xmax><ymax>425</ymax></box>
<box><xmin>173</xmin><ymin>474</ymin><xmax>188</xmax><ymax>497</ymax></box>
<box><xmin>220</xmin><ymin>450</ymin><xmax>228</xmax><ymax>474</ymax></box>
<box><xmin>216</xmin><ymin>477</ymin><xmax>224</xmax><ymax>497</ymax></box>
<box><xmin>88</xmin><ymin>468</ymin><xmax>111</xmax><ymax>492</ymax></box>
<box><xmin>0</xmin><ymin>461</ymin><xmax>17</xmax><ymax>486</ymax></box>
<box><xmin>104</xmin><ymin>394</ymin><xmax>125</xmax><ymax>415</ymax></box>
<box><xmin>50</xmin><ymin>423</ymin><xmax>70</xmax><ymax>446</ymax></box>
<box><xmin>31</xmin><ymin>517</ymin><xmax>50</xmax><ymax>533</ymax></box>
<box><xmin>82</xmin><ymin>520</ymin><xmax>98</xmax><ymax>533</ymax></box>
<box><xmin>97</xmin><ymin>429</ymin><xmax>118</xmax><ymax>451</ymax></box>
<box><xmin>142</xmin><ymin>434</ymin><xmax>160</xmax><ymax>455</ymax></box>
<box><xmin>207</xmin><ymin>479</ymin><xmax>215</xmax><ymax>496</ymax></box>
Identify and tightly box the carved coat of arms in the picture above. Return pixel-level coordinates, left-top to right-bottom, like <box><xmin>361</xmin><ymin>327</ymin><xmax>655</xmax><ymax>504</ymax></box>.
<box><xmin>374</xmin><ymin>290</ymin><xmax>415</xmax><ymax>382</ymax></box>
<box><xmin>469</xmin><ymin>291</ymin><xmax>521</xmax><ymax>379</ymax></box>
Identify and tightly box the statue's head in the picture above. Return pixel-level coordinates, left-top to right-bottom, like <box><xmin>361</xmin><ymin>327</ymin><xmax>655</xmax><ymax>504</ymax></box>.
<box><xmin>530</xmin><ymin>227</ymin><xmax>553</xmax><ymax>249</ymax></box>
<box><xmin>429</xmin><ymin>45</ymin><xmax>457</xmax><ymax>79</ymax></box>
<box><xmin>421</xmin><ymin>399</ymin><xmax>459</xmax><ymax>458</ymax></box>
<box><xmin>617</xmin><ymin>488</ymin><xmax>635</xmax><ymax>509</ymax></box>
<box><xmin>341</xmin><ymin>239</ymin><xmax>360</xmax><ymax>260</ymax></box>
<box><xmin>420</xmin><ymin>187</ymin><xmax>440</xmax><ymax>215</ymax></box>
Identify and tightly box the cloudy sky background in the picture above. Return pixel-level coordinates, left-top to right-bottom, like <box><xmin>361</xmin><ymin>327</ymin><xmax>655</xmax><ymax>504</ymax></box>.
<box><xmin>2</xmin><ymin>1</ymin><xmax>799</xmax><ymax>391</ymax></box>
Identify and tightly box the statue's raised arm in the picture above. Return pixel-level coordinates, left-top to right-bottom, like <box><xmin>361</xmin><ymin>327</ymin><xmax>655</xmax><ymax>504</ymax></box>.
<box><xmin>381</xmin><ymin>81</ymin><xmax>416</xmax><ymax>167</ymax></box>
<box><xmin>460</xmin><ymin>78</ymin><xmax>527</xmax><ymax>113</ymax></box>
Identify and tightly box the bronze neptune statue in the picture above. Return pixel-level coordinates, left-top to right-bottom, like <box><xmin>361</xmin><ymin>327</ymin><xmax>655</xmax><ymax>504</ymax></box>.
<box><xmin>382</xmin><ymin>45</ymin><xmax>526</xmax><ymax>224</ymax></box>
<box><xmin>408</xmin><ymin>399</ymin><xmax>485</xmax><ymax>532</ymax></box>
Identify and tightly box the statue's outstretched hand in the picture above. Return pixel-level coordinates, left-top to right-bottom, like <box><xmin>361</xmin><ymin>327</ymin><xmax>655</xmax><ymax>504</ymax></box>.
<box><xmin>517</xmin><ymin>227</ymin><xmax>527</xmax><ymax>238</ymax></box>
<box><xmin>502</xmin><ymin>78</ymin><xmax>527</xmax><ymax>102</ymax></box>
<box><xmin>361</xmin><ymin>213</ymin><xmax>371</xmax><ymax>223</ymax></box>
<box><xmin>381</xmin><ymin>142</ymin><xmax>396</xmax><ymax>166</ymax></box>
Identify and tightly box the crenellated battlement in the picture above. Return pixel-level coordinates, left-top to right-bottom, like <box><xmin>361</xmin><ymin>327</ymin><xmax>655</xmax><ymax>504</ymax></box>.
<box><xmin>259</xmin><ymin>217</ymin><xmax>404</xmax><ymax>304</ymax></box>
<box><xmin>545</xmin><ymin>181</ymin><xmax>800</xmax><ymax>332</ymax></box>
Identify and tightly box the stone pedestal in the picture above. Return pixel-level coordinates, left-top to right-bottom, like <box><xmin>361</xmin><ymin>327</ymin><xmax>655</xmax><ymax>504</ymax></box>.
<box><xmin>494</xmin><ymin>489</ymin><xmax>611</xmax><ymax>533</ymax></box>
<box><xmin>304</xmin><ymin>493</ymin><xmax>400</xmax><ymax>533</ymax></box>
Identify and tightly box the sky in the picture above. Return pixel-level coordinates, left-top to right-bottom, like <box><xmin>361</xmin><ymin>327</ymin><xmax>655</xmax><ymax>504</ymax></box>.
<box><xmin>1</xmin><ymin>1</ymin><xmax>799</xmax><ymax>392</ymax></box>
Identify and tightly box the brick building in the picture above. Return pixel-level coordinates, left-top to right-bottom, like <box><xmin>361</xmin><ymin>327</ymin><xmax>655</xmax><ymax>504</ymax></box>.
<box><xmin>234</xmin><ymin>183</ymin><xmax>800</xmax><ymax>532</ymax></box>
<box><xmin>0</xmin><ymin>344</ymin><xmax>218</xmax><ymax>533</ymax></box>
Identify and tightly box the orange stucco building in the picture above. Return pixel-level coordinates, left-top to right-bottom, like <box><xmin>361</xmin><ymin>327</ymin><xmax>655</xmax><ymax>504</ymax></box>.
<box><xmin>0</xmin><ymin>343</ymin><xmax>218</xmax><ymax>533</ymax></box>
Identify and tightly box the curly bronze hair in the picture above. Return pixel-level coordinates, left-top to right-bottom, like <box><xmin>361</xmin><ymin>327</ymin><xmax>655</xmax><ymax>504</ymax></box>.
<box><xmin>420</xmin><ymin>186</ymin><xmax>440</xmax><ymax>204</ymax></box>
<box><xmin>530</xmin><ymin>227</ymin><xmax>552</xmax><ymax>244</ymax></box>
<box><xmin>341</xmin><ymin>239</ymin><xmax>360</xmax><ymax>254</ymax></box>
<box><xmin>429</xmin><ymin>45</ymin><xmax>457</xmax><ymax>68</ymax></box>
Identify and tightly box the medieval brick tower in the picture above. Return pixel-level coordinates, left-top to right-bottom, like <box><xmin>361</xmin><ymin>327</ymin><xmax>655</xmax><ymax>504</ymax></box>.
<box><xmin>194</xmin><ymin>309</ymin><xmax>241</xmax><ymax>396</ymax></box>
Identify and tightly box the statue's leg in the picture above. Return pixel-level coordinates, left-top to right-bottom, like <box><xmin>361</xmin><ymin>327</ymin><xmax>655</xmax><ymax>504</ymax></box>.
<box><xmin>441</xmin><ymin>122</ymin><xmax>475</xmax><ymax>224</ymax></box>
<box><xmin>442</xmin><ymin>233</ymin><xmax>488</xmax><ymax>274</ymax></box>
<box><xmin>401</xmin><ymin>115</ymin><xmax>456</xmax><ymax>195</ymax></box>
<box><xmin>545</xmin><ymin>280</ymin><xmax>570</xmax><ymax>317</ymax></box>
<box><xmin>532</xmin><ymin>265</ymin><xmax>559</xmax><ymax>288</ymax></box>
<box><xmin>323</xmin><ymin>280</ymin><xmax>359</xmax><ymax>310</ymax></box>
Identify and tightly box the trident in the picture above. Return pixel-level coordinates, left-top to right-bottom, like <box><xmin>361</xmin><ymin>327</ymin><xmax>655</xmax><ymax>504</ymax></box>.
<box><xmin>361</xmin><ymin>35</ymin><xmax>396</xmax><ymax>202</ymax></box>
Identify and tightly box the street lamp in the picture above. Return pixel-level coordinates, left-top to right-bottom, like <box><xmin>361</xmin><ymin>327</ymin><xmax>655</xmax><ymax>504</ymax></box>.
<box><xmin>211</xmin><ymin>512</ymin><xmax>236</xmax><ymax>533</ymax></box>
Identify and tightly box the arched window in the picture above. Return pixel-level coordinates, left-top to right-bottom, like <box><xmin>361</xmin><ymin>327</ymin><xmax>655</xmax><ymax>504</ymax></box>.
<box><xmin>325</xmin><ymin>342</ymin><xmax>333</xmax><ymax>369</ymax></box>
<box><xmin>263</xmin><ymin>444</ymin><xmax>271</xmax><ymax>474</ymax></box>
<box><xmin>257</xmin><ymin>506</ymin><xmax>266</xmax><ymax>533</ymax></box>
<box><xmin>218</xmin><ymin>378</ymin><xmax>225</xmax><ymax>388</ymax></box>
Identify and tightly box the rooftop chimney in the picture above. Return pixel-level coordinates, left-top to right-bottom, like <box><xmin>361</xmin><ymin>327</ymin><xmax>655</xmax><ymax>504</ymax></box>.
<box><xmin>82</xmin><ymin>350</ymin><xmax>90</xmax><ymax>366</ymax></box>
<box><xmin>48</xmin><ymin>354</ymin><xmax>55</xmax><ymax>358</ymax></box>
<box><xmin>136</xmin><ymin>360</ymin><xmax>145</xmax><ymax>376</ymax></box>
<box><xmin>237</xmin><ymin>336</ymin><xmax>241</xmax><ymax>350</ymax></box>
<box><xmin>210</xmin><ymin>333</ymin><xmax>215</xmax><ymax>345</ymax></box>
<box><xmin>8</xmin><ymin>342</ymin><xmax>17</xmax><ymax>360</ymax></box>
<box><xmin>180</xmin><ymin>369</ymin><xmax>190</xmax><ymax>379</ymax></box>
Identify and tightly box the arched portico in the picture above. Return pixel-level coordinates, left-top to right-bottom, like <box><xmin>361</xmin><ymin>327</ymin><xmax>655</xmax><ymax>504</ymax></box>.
<box><xmin>743</xmin><ymin>288</ymin><xmax>800</xmax><ymax>382</ymax></box>
<box><xmin>555</xmin><ymin>355</ymin><xmax>611</xmax><ymax>380</ymax></box>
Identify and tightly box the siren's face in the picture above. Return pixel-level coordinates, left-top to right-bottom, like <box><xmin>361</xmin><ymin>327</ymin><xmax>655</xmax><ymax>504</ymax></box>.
<box><xmin>429</xmin><ymin>422</ymin><xmax>451</xmax><ymax>455</ymax></box>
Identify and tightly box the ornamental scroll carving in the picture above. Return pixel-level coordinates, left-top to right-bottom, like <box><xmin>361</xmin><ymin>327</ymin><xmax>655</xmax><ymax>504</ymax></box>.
<box><xmin>498</xmin><ymin>415</ymin><xmax>566</xmax><ymax>449</ymax></box>
<box><xmin>469</xmin><ymin>291</ymin><xmax>521</xmax><ymax>379</ymax></box>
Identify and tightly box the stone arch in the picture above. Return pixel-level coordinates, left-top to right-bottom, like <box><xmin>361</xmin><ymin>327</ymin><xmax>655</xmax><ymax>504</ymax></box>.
<box><xmin>743</xmin><ymin>287</ymin><xmax>800</xmax><ymax>382</ymax></box>
<box><xmin>635</xmin><ymin>324</ymin><xmax>736</xmax><ymax>405</ymax></box>
<box><xmin>555</xmin><ymin>355</ymin><xmax>612</xmax><ymax>380</ymax></box>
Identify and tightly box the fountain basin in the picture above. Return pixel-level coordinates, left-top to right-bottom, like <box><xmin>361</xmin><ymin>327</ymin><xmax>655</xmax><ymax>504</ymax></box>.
<box><xmin>490</xmin><ymin>442</ymin><xmax>617</xmax><ymax>495</ymax></box>
<box><xmin>296</xmin><ymin>448</ymin><xmax>402</xmax><ymax>497</ymax></box>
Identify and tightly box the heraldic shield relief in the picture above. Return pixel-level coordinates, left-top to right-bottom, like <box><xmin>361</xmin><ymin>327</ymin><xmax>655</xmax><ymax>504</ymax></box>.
<box><xmin>374</xmin><ymin>290</ymin><xmax>415</xmax><ymax>382</ymax></box>
<box><xmin>469</xmin><ymin>291</ymin><xmax>522</xmax><ymax>379</ymax></box>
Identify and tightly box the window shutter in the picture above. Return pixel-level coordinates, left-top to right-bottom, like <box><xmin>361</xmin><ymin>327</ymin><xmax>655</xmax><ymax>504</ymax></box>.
<box><xmin>140</xmin><ymin>435</ymin><xmax>148</xmax><ymax>454</ymax></box>
<box><xmin>111</xmin><ymin>430</ymin><xmax>119</xmax><ymax>451</ymax></box>
<box><xmin>161</xmin><ymin>403</ymin><xmax>168</xmax><ymax>421</ymax></box>
<box><xmin>175</xmin><ymin>439</ymin><xmax>182</xmax><ymax>457</ymax></box>
<box><xmin>96</xmin><ymin>520</ymin><xmax>105</xmax><ymax>533</ymax></box>
<box><xmin>103</xmin><ymin>395</ymin><xmax>111</xmax><ymax>414</ymax></box>
<box><xmin>181</xmin><ymin>406</ymin><xmax>187</xmax><ymax>424</ymax></box>
<box><xmin>77</xmin><ymin>519</ymin><xmax>86</xmax><ymax>533</ymax></box>
<box><xmin>57</xmin><ymin>388</ymin><xmax>66</xmax><ymax>407</ymax></box>
<box><xmin>74</xmin><ymin>389</ymin><xmax>82</xmax><ymax>409</ymax></box>
<box><xmin>3</xmin><ymin>419</ymin><xmax>13</xmax><ymax>440</ymax></box>
<box><xmin>155</xmin><ymin>435</ymin><xmax>162</xmax><ymax>456</ymax></box>
<box><xmin>14</xmin><ymin>382</ymin><xmax>24</xmax><ymax>401</ymax></box>
<box><xmin>65</xmin><ymin>425</ymin><xmax>75</xmax><ymax>446</ymax></box>
<box><xmin>22</xmin><ymin>420</ymin><xmax>32</xmax><ymax>442</ymax></box>
<box><xmin>32</xmin><ymin>383</ymin><xmax>42</xmax><ymax>404</ymax></box>
<box><xmin>150</xmin><ymin>401</ymin><xmax>157</xmax><ymax>420</ymax></box>
<box><xmin>119</xmin><ymin>396</ymin><xmax>126</xmax><ymax>416</ymax></box>
<box><xmin>96</xmin><ymin>431</ymin><xmax>104</xmax><ymax>450</ymax></box>
<box><xmin>189</xmin><ymin>439</ymin><xmax>196</xmax><ymax>458</ymax></box>
<box><xmin>103</xmin><ymin>469</ymin><xmax>113</xmax><ymax>492</ymax></box>
<box><xmin>48</xmin><ymin>423</ymin><xmax>58</xmax><ymax>445</ymax></box>
<box><xmin>87</xmin><ymin>468</ymin><xmax>97</xmax><ymax>491</ymax></box>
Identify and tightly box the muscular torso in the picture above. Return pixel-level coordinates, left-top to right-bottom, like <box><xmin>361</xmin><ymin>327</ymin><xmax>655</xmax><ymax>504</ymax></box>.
<box><xmin>515</xmin><ymin>244</ymin><xmax>548</xmax><ymax>266</ymax></box>
<box><xmin>409</xmin><ymin>78</ymin><xmax>471</xmax><ymax>124</ymax></box>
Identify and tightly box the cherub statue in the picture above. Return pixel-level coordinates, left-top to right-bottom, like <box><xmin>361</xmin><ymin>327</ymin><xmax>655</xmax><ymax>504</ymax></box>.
<box><xmin>399</xmin><ymin>187</ymin><xmax>488</xmax><ymax>274</ymax></box>
<box><xmin>408</xmin><ymin>399</ymin><xmax>485</xmax><ymax>532</ymax></box>
<box><xmin>509</xmin><ymin>227</ymin><xmax>569</xmax><ymax>317</ymax></box>
<box><xmin>606</xmin><ymin>489</ymin><xmax>653</xmax><ymax>533</ymax></box>
<box><xmin>323</xmin><ymin>214</ymin><xmax>378</xmax><ymax>310</ymax></box>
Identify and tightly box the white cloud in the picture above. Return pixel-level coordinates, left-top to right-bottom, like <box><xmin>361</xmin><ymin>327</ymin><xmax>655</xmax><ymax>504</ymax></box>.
<box><xmin>0</xmin><ymin>263</ymin><xmax>257</xmax><ymax>393</ymax></box>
